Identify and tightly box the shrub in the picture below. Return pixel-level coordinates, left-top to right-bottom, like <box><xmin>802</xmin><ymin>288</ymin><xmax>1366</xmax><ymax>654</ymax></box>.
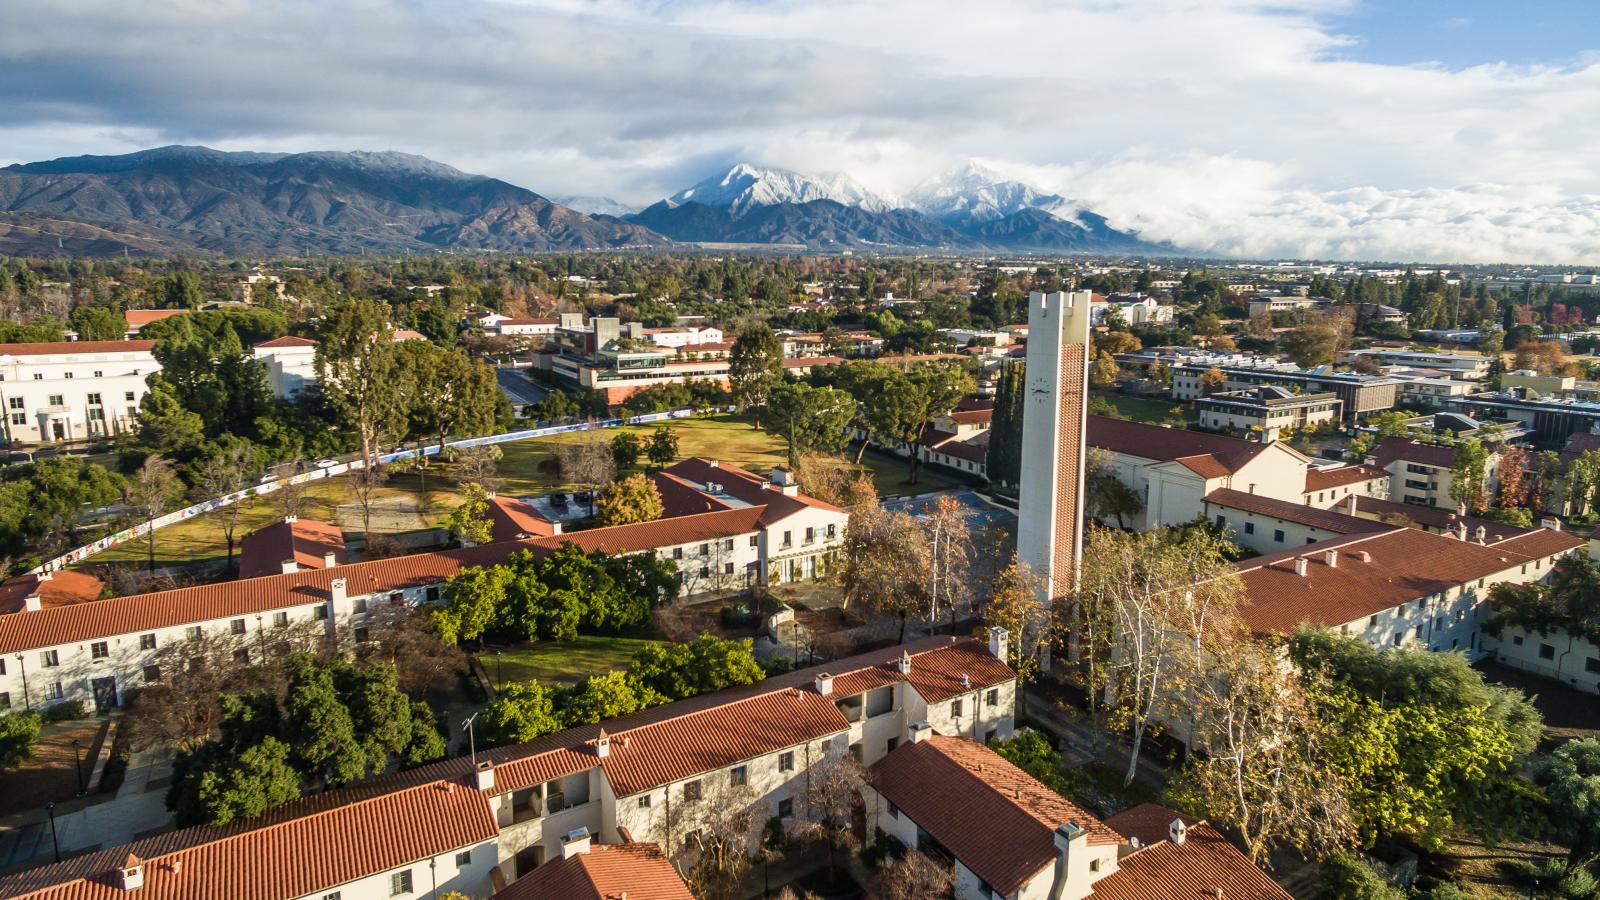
<box><xmin>42</xmin><ymin>701</ymin><xmax>87</xmax><ymax>723</ymax></box>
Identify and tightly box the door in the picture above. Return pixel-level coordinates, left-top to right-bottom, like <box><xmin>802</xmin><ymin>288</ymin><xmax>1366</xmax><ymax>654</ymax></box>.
<box><xmin>91</xmin><ymin>677</ymin><xmax>118</xmax><ymax>714</ymax></box>
<box><xmin>514</xmin><ymin>844</ymin><xmax>544</xmax><ymax>876</ymax></box>
<box><xmin>51</xmin><ymin>421</ymin><xmax>65</xmax><ymax>441</ymax></box>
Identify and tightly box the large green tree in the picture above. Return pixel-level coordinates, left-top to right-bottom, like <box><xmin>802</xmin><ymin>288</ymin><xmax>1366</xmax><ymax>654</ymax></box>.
<box><xmin>985</xmin><ymin>361</ymin><xmax>1025</xmax><ymax>488</ymax></box>
<box><xmin>316</xmin><ymin>297</ymin><xmax>406</xmax><ymax>466</ymax></box>
<box><xmin>766</xmin><ymin>382</ymin><xmax>854</xmax><ymax>466</ymax></box>
<box><xmin>728</xmin><ymin>323</ymin><xmax>784</xmax><ymax>427</ymax></box>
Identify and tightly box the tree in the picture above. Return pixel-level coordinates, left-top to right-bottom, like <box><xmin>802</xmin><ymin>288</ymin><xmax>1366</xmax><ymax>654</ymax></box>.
<box><xmin>1198</xmin><ymin>366</ymin><xmax>1227</xmax><ymax>396</ymax></box>
<box><xmin>560</xmin><ymin>671</ymin><xmax>656</xmax><ymax>726</ymax></box>
<box><xmin>646</xmin><ymin>427</ymin><xmax>680</xmax><ymax>469</ymax></box>
<box><xmin>556</xmin><ymin>433</ymin><xmax>614</xmax><ymax>516</ymax></box>
<box><xmin>158</xmin><ymin>271</ymin><xmax>205</xmax><ymax>309</ymax></box>
<box><xmin>136</xmin><ymin>380</ymin><xmax>206</xmax><ymax>453</ymax></box>
<box><xmin>895</xmin><ymin>365</ymin><xmax>973</xmax><ymax>484</ymax></box>
<box><xmin>611</xmin><ymin>432</ymin><xmax>642</xmax><ymax>469</ymax></box>
<box><xmin>400</xmin><ymin>343</ymin><xmax>499</xmax><ymax>454</ymax></box>
<box><xmin>1496</xmin><ymin>444</ymin><xmax>1530</xmax><ymax>509</ymax></box>
<box><xmin>766</xmin><ymin>383</ymin><xmax>853</xmax><ymax>466</ymax></box>
<box><xmin>1448</xmin><ymin>440</ymin><xmax>1490</xmax><ymax>514</ymax></box>
<box><xmin>922</xmin><ymin>495</ymin><xmax>974</xmax><ymax>633</ymax></box>
<box><xmin>793</xmin><ymin>751</ymin><xmax>869</xmax><ymax>885</ymax></box>
<box><xmin>985</xmin><ymin>361</ymin><xmax>1025</xmax><ymax>488</ymax></box>
<box><xmin>872</xmin><ymin>851</ymin><xmax>954</xmax><ymax>900</ymax></box>
<box><xmin>1513</xmin><ymin>340</ymin><xmax>1576</xmax><ymax>376</ymax></box>
<box><xmin>1317</xmin><ymin>853</ymin><xmax>1404</xmax><ymax>900</ymax></box>
<box><xmin>446</xmin><ymin>482</ymin><xmax>495</xmax><ymax>546</ymax></box>
<box><xmin>480</xmin><ymin>681</ymin><xmax>563</xmax><ymax>746</ymax></box>
<box><xmin>1085</xmin><ymin>447</ymin><xmax>1142</xmax><ymax>529</ymax></box>
<box><xmin>69</xmin><ymin>305</ymin><xmax>126</xmax><ymax>341</ymax></box>
<box><xmin>628</xmin><ymin>634</ymin><xmax>764</xmax><ymax>701</ymax></box>
<box><xmin>839</xmin><ymin>487</ymin><xmax>926</xmax><ymax>638</ymax></box>
<box><xmin>435</xmin><ymin>565</ymin><xmax>513</xmax><ymax>645</ymax></box>
<box><xmin>983</xmin><ymin>557</ymin><xmax>1050</xmax><ymax>715</ymax></box>
<box><xmin>316</xmin><ymin>297</ymin><xmax>405</xmax><ymax>468</ymax></box>
<box><xmin>597</xmin><ymin>473</ymin><xmax>664</xmax><ymax>526</ymax></box>
<box><xmin>283</xmin><ymin>657</ymin><xmax>366</xmax><ymax>786</ymax></box>
<box><xmin>0</xmin><ymin>713</ymin><xmax>41</xmax><ymax>769</ymax></box>
<box><xmin>350</xmin><ymin>461</ymin><xmax>389</xmax><ymax>537</ymax></box>
<box><xmin>450</xmin><ymin>444</ymin><xmax>504</xmax><ymax>495</ymax></box>
<box><xmin>1280</xmin><ymin>319</ymin><xmax>1346</xmax><ymax>367</ymax></box>
<box><xmin>1535</xmin><ymin>739</ymin><xmax>1600</xmax><ymax>866</ymax></box>
<box><xmin>194</xmin><ymin>440</ymin><xmax>260</xmax><ymax>568</ymax></box>
<box><xmin>126</xmin><ymin>455</ymin><xmax>182</xmax><ymax>572</ymax></box>
<box><xmin>171</xmin><ymin>735</ymin><xmax>303</xmax><ymax>827</ymax></box>
<box><xmin>728</xmin><ymin>323</ymin><xmax>784</xmax><ymax>427</ymax></box>
<box><xmin>1090</xmin><ymin>351</ymin><xmax>1118</xmax><ymax>389</ymax></box>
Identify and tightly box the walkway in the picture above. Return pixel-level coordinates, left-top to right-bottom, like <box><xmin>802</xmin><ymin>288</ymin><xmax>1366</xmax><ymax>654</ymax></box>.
<box><xmin>0</xmin><ymin>746</ymin><xmax>174</xmax><ymax>873</ymax></box>
<box><xmin>1022</xmin><ymin>685</ymin><xmax>1170</xmax><ymax>793</ymax></box>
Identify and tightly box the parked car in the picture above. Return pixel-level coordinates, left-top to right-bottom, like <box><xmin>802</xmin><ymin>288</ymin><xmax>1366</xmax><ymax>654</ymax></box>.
<box><xmin>258</xmin><ymin>473</ymin><xmax>277</xmax><ymax>484</ymax></box>
<box><xmin>314</xmin><ymin>458</ymin><xmax>338</xmax><ymax>469</ymax></box>
<box><xmin>550</xmin><ymin>492</ymin><xmax>569</xmax><ymax>510</ymax></box>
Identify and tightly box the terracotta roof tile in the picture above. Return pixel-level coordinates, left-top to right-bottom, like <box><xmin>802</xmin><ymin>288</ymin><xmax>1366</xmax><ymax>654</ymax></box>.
<box><xmin>252</xmin><ymin>335</ymin><xmax>318</xmax><ymax>349</ymax></box>
<box><xmin>0</xmin><ymin>780</ymin><xmax>496</xmax><ymax>900</ymax></box>
<box><xmin>237</xmin><ymin>518</ymin><xmax>347</xmax><ymax>580</ymax></box>
<box><xmin>648</xmin><ymin>471</ymin><xmax>736</xmax><ymax>518</ymax></box>
<box><xmin>1491</xmin><ymin>529</ymin><xmax>1587</xmax><ymax>559</ymax></box>
<box><xmin>1234</xmin><ymin>529</ymin><xmax>1542</xmax><ymax>635</ymax></box>
<box><xmin>534</xmin><ymin>507</ymin><xmax>764</xmax><ymax>556</ymax></box>
<box><xmin>496</xmin><ymin>843</ymin><xmax>693</xmax><ymax>900</ymax></box>
<box><xmin>0</xmin><ymin>571</ymin><xmax>104</xmax><ymax>615</ymax></box>
<box><xmin>122</xmin><ymin>309</ymin><xmax>188</xmax><ymax>328</ymax></box>
<box><xmin>871</xmin><ymin>736</ymin><xmax>1119</xmax><ymax>897</ymax></box>
<box><xmin>0</xmin><ymin>340</ymin><xmax>155</xmax><ymax>356</ymax></box>
<box><xmin>1094</xmin><ymin>811</ymin><xmax>1291</xmax><ymax>900</ymax></box>
<box><xmin>1350</xmin><ymin>495</ymin><xmax>1533</xmax><ymax>539</ymax></box>
<box><xmin>484</xmin><ymin>495</ymin><xmax>559</xmax><ymax>542</ymax></box>
<box><xmin>1304</xmin><ymin>464</ymin><xmax>1389</xmax><ymax>493</ymax></box>
<box><xmin>947</xmin><ymin>408</ymin><xmax>994</xmax><ymax>426</ymax></box>
<box><xmin>1369</xmin><ymin>436</ymin><xmax>1454</xmax><ymax>469</ymax></box>
<box><xmin>1205</xmin><ymin>489</ymin><xmax>1389</xmax><ymax>536</ymax></box>
<box><xmin>663</xmin><ymin>458</ymin><xmax>844</xmax><ymax>524</ymax></box>
<box><xmin>1088</xmin><ymin>417</ymin><xmax>1273</xmax><ymax>474</ymax></box>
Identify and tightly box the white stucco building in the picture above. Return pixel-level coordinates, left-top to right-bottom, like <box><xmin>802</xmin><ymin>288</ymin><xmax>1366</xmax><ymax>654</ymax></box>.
<box><xmin>0</xmin><ymin>340</ymin><xmax>157</xmax><ymax>443</ymax></box>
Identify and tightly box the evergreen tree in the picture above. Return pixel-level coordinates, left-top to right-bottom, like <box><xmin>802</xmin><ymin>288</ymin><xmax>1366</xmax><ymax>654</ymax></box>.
<box><xmin>985</xmin><ymin>361</ymin><xmax>1025</xmax><ymax>488</ymax></box>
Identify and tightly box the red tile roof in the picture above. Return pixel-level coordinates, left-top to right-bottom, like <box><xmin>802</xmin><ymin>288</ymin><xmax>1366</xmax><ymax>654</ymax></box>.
<box><xmin>649</xmin><ymin>471</ymin><xmax>736</xmax><ymax>518</ymax></box>
<box><xmin>663</xmin><ymin>458</ymin><xmax>843</xmax><ymax>525</ymax></box>
<box><xmin>1</xmin><ymin>780</ymin><xmax>496</xmax><ymax>900</ymax></box>
<box><xmin>1369</xmin><ymin>436</ymin><xmax>1455</xmax><ymax>469</ymax></box>
<box><xmin>1492</xmin><ymin>529</ymin><xmax>1587</xmax><ymax>559</ymax></box>
<box><xmin>947</xmin><ymin>408</ymin><xmax>994</xmax><ymax>426</ymax></box>
<box><xmin>1304</xmin><ymin>464</ymin><xmax>1389</xmax><ymax>493</ymax></box>
<box><xmin>544</xmin><ymin>507</ymin><xmax>765</xmax><ymax>556</ymax></box>
<box><xmin>1096</xmin><ymin>806</ymin><xmax>1292</xmax><ymax>900</ymax></box>
<box><xmin>0</xmin><ymin>340</ymin><xmax>155</xmax><ymax>356</ymax></box>
<box><xmin>920</xmin><ymin>429</ymin><xmax>988</xmax><ymax>464</ymax></box>
<box><xmin>485</xmin><ymin>495</ymin><xmax>559</xmax><ymax>542</ymax></box>
<box><xmin>237</xmin><ymin>518</ymin><xmax>347</xmax><ymax>580</ymax></box>
<box><xmin>1088</xmin><ymin>417</ymin><xmax>1272</xmax><ymax>474</ymax></box>
<box><xmin>1350</xmin><ymin>495</ymin><xmax>1533</xmax><ymax>539</ymax></box>
<box><xmin>871</xmin><ymin>736</ymin><xmax>1119</xmax><ymax>897</ymax></box>
<box><xmin>0</xmin><ymin>571</ymin><xmax>104</xmax><ymax>614</ymax></box>
<box><xmin>781</xmin><ymin>355</ymin><xmax>846</xmax><ymax>368</ymax></box>
<box><xmin>496</xmin><ymin>843</ymin><xmax>693</xmax><ymax>900</ymax></box>
<box><xmin>1205</xmin><ymin>489</ymin><xmax>1389</xmax><ymax>536</ymax></box>
<box><xmin>253</xmin><ymin>335</ymin><xmax>318</xmax><ymax>349</ymax></box>
<box><xmin>1233</xmin><ymin>528</ymin><xmax>1545</xmax><ymax>636</ymax></box>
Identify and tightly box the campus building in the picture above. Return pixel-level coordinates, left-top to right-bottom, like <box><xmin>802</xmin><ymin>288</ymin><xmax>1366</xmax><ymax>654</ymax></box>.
<box><xmin>1172</xmin><ymin>358</ymin><xmax>1399</xmax><ymax>422</ymax></box>
<box><xmin>0</xmin><ymin>340</ymin><xmax>157</xmax><ymax>443</ymax></box>
<box><xmin>1193</xmin><ymin>386</ymin><xmax>1342</xmax><ymax>442</ymax></box>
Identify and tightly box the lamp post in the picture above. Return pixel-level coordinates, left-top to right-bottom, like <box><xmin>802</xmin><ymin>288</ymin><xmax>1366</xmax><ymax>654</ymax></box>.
<box><xmin>45</xmin><ymin>802</ymin><xmax>60</xmax><ymax>862</ymax></box>
<box><xmin>72</xmin><ymin>738</ymin><xmax>84</xmax><ymax>796</ymax></box>
<box><xmin>495</xmin><ymin>650</ymin><xmax>503</xmax><ymax>688</ymax></box>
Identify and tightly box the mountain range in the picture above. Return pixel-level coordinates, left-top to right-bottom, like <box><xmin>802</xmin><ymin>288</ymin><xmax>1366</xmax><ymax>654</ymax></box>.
<box><xmin>0</xmin><ymin>147</ymin><xmax>1167</xmax><ymax>256</ymax></box>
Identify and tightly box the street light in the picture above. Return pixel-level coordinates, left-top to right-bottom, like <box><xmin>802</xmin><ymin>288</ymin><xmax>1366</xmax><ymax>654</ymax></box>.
<box><xmin>45</xmin><ymin>802</ymin><xmax>60</xmax><ymax>862</ymax></box>
<box><xmin>495</xmin><ymin>650</ymin><xmax>503</xmax><ymax>687</ymax></box>
<box><xmin>71</xmin><ymin>738</ymin><xmax>84</xmax><ymax>796</ymax></box>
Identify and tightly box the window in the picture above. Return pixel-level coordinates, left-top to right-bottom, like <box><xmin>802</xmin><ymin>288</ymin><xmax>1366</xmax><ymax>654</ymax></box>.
<box><xmin>32</xmin><ymin>373</ymin><xmax>41</xmax><ymax>380</ymax></box>
<box><xmin>273</xmin><ymin>611</ymin><xmax>289</xmax><ymax>627</ymax></box>
<box><xmin>723</xmin><ymin>538</ymin><xmax>733</xmax><ymax>551</ymax></box>
<box><xmin>778</xmin><ymin>797</ymin><xmax>793</xmax><ymax>818</ymax></box>
<box><xmin>5</xmin><ymin>397</ymin><xmax>18</xmax><ymax>410</ymax></box>
<box><xmin>124</xmin><ymin>391</ymin><xmax>135</xmax><ymax>402</ymax></box>
<box><xmin>1586</xmin><ymin>658</ymin><xmax>1600</xmax><ymax>675</ymax></box>
<box><xmin>827</xmin><ymin>524</ymin><xmax>837</xmax><ymax>539</ymax></box>
<box><xmin>683</xmin><ymin>780</ymin><xmax>702</xmax><ymax>802</ymax></box>
<box><xmin>673</xmin><ymin>547</ymin><xmax>684</xmax><ymax>560</ymax></box>
<box><xmin>1215</xmin><ymin>514</ymin><xmax>1226</xmax><ymax>529</ymax></box>
<box><xmin>85</xmin><ymin>393</ymin><xmax>101</xmax><ymax>405</ymax></box>
<box><xmin>186</xmin><ymin>625</ymin><xmax>202</xmax><ymax>640</ymax></box>
<box><xmin>1090</xmin><ymin>859</ymin><xmax>1102</xmax><ymax>873</ymax></box>
<box><xmin>724</xmin><ymin>562</ymin><xmax>734</xmax><ymax>574</ymax></box>
<box><xmin>886</xmin><ymin>736</ymin><xmax>899</xmax><ymax>753</ymax></box>
<box><xmin>90</xmin><ymin>642</ymin><xmax>108</xmax><ymax>659</ymax></box>
<box><xmin>354</xmin><ymin>598</ymin><xmax>368</xmax><ymax>613</ymax></box>
<box><xmin>951</xmin><ymin>698</ymin><xmax>964</xmax><ymax>718</ymax></box>
<box><xmin>425</xmin><ymin>587</ymin><xmax>441</xmax><ymax>603</ymax></box>
<box><xmin>63</xmin><ymin>373</ymin><xmax>72</xmax><ymax>379</ymax></box>
<box><xmin>455</xmin><ymin>851</ymin><xmax>472</xmax><ymax>867</ymax></box>
<box><xmin>315</xmin><ymin>605</ymin><xmax>329</xmax><ymax>621</ymax></box>
<box><xmin>1244</xmin><ymin>521</ymin><xmax>1255</xmax><ymax>535</ymax></box>
<box><xmin>41</xmin><ymin>650</ymin><xmax>59</xmax><ymax>668</ymax></box>
<box><xmin>638</xmin><ymin>794</ymin><xmax>652</xmax><ymax>808</ymax></box>
<box><xmin>699</xmin><ymin>566</ymin><xmax>710</xmax><ymax>578</ymax></box>
<box><xmin>0</xmin><ymin>693</ymin><xmax>9</xmax><ymax>710</ymax></box>
<box><xmin>886</xmin><ymin>800</ymin><xmax>900</xmax><ymax>820</ymax></box>
<box><xmin>782</xmin><ymin>530</ymin><xmax>792</xmax><ymax>548</ymax></box>
<box><xmin>46</xmin><ymin>682</ymin><xmax>64</xmax><ymax>700</ymax></box>
<box><xmin>1513</xmin><ymin>636</ymin><xmax>1524</xmax><ymax>646</ymax></box>
<box><xmin>139</xmin><ymin>633</ymin><xmax>156</xmax><ymax>651</ymax></box>
<box><xmin>1273</xmin><ymin>529</ymin><xmax>1285</xmax><ymax>543</ymax></box>
<box><xmin>93</xmin><ymin>371</ymin><xmax>102</xmax><ymax>378</ymax></box>
<box><xmin>1414</xmin><ymin>625</ymin><xmax>1424</xmax><ymax>638</ymax></box>
<box><xmin>749</xmin><ymin>535</ymin><xmax>759</xmax><ymax>548</ymax></box>
<box><xmin>699</xmin><ymin>543</ymin><xmax>709</xmax><ymax>556</ymax></box>
<box><xmin>390</xmin><ymin>870</ymin><xmax>412</xmax><ymax>895</ymax></box>
<box><xmin>804</xmin><ymin>527</ymin><xmax>815</xmax><ymax>544</ymax></box>
<box><xmin>48</xmin><ymin>394</ymin><xmax>63</xmax><ymax>406</ymax></box>
<box><xmin>230</xmin><ymin>618</ymin><xmax>246</xmax><ymax>635</ymax></box>
<box><xmin>0</xmin><ymin>658</ymin><xmax>5</xmax><ymax>675</ymax></box>
<box><xmin>322</xmin><ymin>893</ymin><xmax>342</xmax><ymax>900</ymax></box>
<box><xmin>1540</xmin><ymin>643</ymin><xmax>1557</xmax><ymax>660</ymax></box>
<box><xmin>234</xmin><ymin>648</ymin><xmax>250</xmax><ymax>664</ymax></box>
<box><xmin>779</xmin><ymin>751</ymin><xmax>795</xmax><ymax>772</ymax></box>
<box><xmin>986</xmin><ymin>688</ymin><xmax>999</xmax><ymax>707</ymax></box>
<box><xmin>140</xmin><ymin>662</ymin><xmax>162</xmax><ymax>682</ymax></box>
<box><xmin>355</xmin><ymin>627</ymin><xmax>371</xmax><ymax>642</ymax></box>
<box><xmin>1392</xmin><ymin>633</ymin><xmax>1403</xmax><ymax>647</ymax></box>
<box><xmin>730</xmin><ymin>765</ymin><xmax>747</xmax><ymax>787</ymax></box>
<box><xmin>1368</xmin><ymin>615</ymin><xmax>1378</xmax><ymax>626</ymax></box>
<box><xmin>8</xmin><ymin>414</ymin><xmax>20</xmax><ymax>426</ymax></box>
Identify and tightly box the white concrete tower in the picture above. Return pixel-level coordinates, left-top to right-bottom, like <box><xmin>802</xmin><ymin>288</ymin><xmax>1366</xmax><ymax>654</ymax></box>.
<box><xmin>1015</xmin><ymin>291</ymin><xmax>1093</xmax><ymax>604</ymax></box>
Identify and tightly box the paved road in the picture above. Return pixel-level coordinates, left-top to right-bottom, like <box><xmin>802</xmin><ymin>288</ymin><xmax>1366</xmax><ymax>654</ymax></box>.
<box><xmin>495</xmin><ymin>367</ymin><xmax>549</xmax><ymax>407</ymax></box>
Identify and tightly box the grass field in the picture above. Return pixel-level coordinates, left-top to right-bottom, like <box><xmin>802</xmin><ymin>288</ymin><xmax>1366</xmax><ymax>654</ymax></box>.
<box><xmin>1091</xmin><ymin>391</ymin><xmax>1189</xmax><ymax>426</ymax></box>
<box><xmin>479</xmin><ymin>634</ymin><xmax>665</xmax><ymax>687</ymax></box>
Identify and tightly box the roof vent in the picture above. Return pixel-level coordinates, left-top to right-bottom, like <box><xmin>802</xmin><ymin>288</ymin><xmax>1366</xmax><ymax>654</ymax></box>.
<box><xmin>908</xmin><ymin>720</ymin><xmax>933</xmax><ymax>744</ymax></box>
<box><xmin>280</xmin><ymin>558</ymin><xmax>299</xmax><ymax>575</ymax></box>
<box><xmin>118</xmin><ymin>854</ymin><xmax>145</xmax><ymax>890</ymax></box>
<box><xmin>1323</xmin><ymin>550</ymin><xmax>1338</xmax><ymax>568</ymax></box>
<box><xmin>23</xmin><ymin>593</ymin><xmax>41</xmax><ymax>613</ymax></box>
<box><xmin>284</xmin><ymin>514</ymin><xmax>298</xmax><ymax>524</ymax></box>
<box><xmin>594</xmin><ymin>728</ymin><xmax>612</xmax><ymax>758</ymax></box>
<box><xmin>1293</xmin><ymin>557</ymin><xmax>1308</xmax><ymax>577</ymax></box>
<box><xmin>1354</xmin><ymin>550</ymin><xmax>1371</xmax><ymax>563</ymax></box>
<box><xmin>896</xmin><ymin>651</ymin><xmax>912</xmax><ymax>675</ymax></box>
<box><xmin>960</xmin><ymin>673</ymin><xmax>971</xmax><ymax>689</ymax></box>
<box><xmin>1170</xmin><ymin>818</ymin><xmax>1188</xmax><ymax>846</ymax></box>
<box><xmin>474</xmin><ymin>760</ymin><xmax>495</xmax><ymax>791</ymax></box>
<box><xmin>814</xmin><ymin>673</ymin><xmax>834</xmax><ymax>696</ymax></box>
<box><xmin>1475</xmin><ymin>525</ymin><xmax>1487</xmax><ymax>544</ymax></box>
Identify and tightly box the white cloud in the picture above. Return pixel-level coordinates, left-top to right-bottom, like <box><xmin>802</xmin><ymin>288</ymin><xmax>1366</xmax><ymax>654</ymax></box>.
<box><xmin>0</xmin><ymin>0</ymin><xmax>1597</xmax><ymax>261</ymax></box>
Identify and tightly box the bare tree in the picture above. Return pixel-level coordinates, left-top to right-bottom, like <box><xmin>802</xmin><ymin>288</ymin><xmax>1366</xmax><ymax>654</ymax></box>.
<box><xmin>450</xmin><ymin>444</ymin><xmax>504</xmax><ymax>496</ymax></box>
<box><xmin>350</xmin><ymin>462</ymin><xmax>389</xmax><ymax>538</ymax></box>
<box><xmin>659</xmin><ymin>774</ymin><xmax>765</xmax><ymax>900</ymax></box>
<box><xmin>839</xmin><ymin>485</ymin><xmax>926</xmax><ymax>639</ymax></box>
<box><xmin>557</xmin><ymin>433</ymin><xmax>615</xmax><ymax>517</ymax></box>
<box><xmin>871</xmin><ymin>849</ymin><xmax>955</xmax><ymax>900</ymax></box>
<box><xmin>194</xmin><ymin>443</ymin><xmax>260</xmax><ymax>568</ymax></box>
<box><xmin>345</xmin><ymin>603</ymin><xmax>466</xmax><ymax>698</ymax></box>
<box><xmin>274</xmin><ymin>468</ymin><xmax>308</xmax><ymax>521</ymax></box>
<box><xmin>921</xmin><ymin>495</ymin><xmax>973</xmax><ymax>633</ymax></box>
<box><xmin>793</xmin><ymin>749</ymin><xmax>869</xmax><ymax>884</ymax></box>
<box><xmin>125</xmin><ymin>455</ymin><xmax>182</xmax><ymax>572</ymax></box>
<box><xmin>982</xmin><ymin>556</ymin><xmax>1050</xmax><ymax>718</ymax></box>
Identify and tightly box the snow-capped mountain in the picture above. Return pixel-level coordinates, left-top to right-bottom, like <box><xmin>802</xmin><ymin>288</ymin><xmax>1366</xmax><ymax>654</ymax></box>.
<box><xmin>908</xmin><ymin>161</ymin><xmax>1078</xmax><ymax>225</ymax></box>
<box><xmin>554</xmin><ymin>195</ymin><xmax>636</xmax><ymax>218</ymax></box>
<box><xmin>665</xmin><ymin>163</ymin><xmax>902</xmax><ymax>216</ymax></box>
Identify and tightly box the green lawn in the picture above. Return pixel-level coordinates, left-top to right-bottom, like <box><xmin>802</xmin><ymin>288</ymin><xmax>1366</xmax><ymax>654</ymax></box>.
<box><xmin>855</xmin><ymin>448</ymin><xmax>955</xmax><ymax>497</ymax></box>
<box><xmin>479</xmin><ymin>634</ymin><xmax>665</xmax><ymax>688</ymax></box>
<box><xmin>1091</xmin><ymin>391</ymin><xmax>1188</xmax><ymax>426</ymax></box>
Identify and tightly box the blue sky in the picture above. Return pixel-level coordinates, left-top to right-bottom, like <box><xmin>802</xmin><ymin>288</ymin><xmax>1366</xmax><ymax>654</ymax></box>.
<box><xmin>1330</xmin><ymin>0</ymin><xmax>1598</xmax><ymax>67</ymax></box>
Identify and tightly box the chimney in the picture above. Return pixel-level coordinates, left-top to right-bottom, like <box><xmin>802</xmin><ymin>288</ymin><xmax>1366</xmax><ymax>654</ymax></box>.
<box><xmin>1353</xmin><ymin>550</ymin><xmax>1371</xmax><ymax>563</ymax></box>
<box><xmin>322</xmin><ymin>551</ymin><xmax>337</xmax><ymax>567</ymax></box>
<box><xmin>1542</xmin><ymin>517</ymin><xmax>1563</xmax><ymax>531</ymax></box>
<box><xmin>1456</xmin><ymin>522</ymin><xmax>1468</xmax><ymax>541</ymax></box>
<box><xmin>989</xmin><ymin>626</ymin><xmax>1009</xmax><ymax>661</ymax></box>
<box><xmin>1344</xmin><ymin>494</ymin><xmax>1358</xmax><ymax>516</ymax></box>
<box><xmin>896</xmin><ymin>651</ymin><xmax>912</xmax><ymax>675</ymax></box>
<box><xmin>961</xmin><ymin>673</ymin><xmax>971</xmax><ymax>689</ymax></box>
<box><xmin>23</xmin><ymin>592</ymin><xmax>42</xmax><ymax>613</ymax></box>
<box><xmin>280</xmin><ymin>558</ymin><xmax>299</xmax><ymax>575</ymax></box>
<box><xmin>908</xmin><ymin>720</ymin><xmax>933</xmax><ymax>744</ymax></box>
<box><xmin>36</xmin><ymin>571</ymin><xmax>51</xmax><ymax>583</ymax></box>
<box><xmin>1323</xmin><ymin>549</ymin><xmax>1338</xmax><ymax>568</ymax></box>
<box><xmin>284</xmin><ymin>514</ymin><xmax>298</xmax><ymax>524</ymax></box>
<box><xmin>118</xmin><ymin>854</ymin><xmax>145</xmax><ymax>890</ymax></box>
<box><xmin>1169</xmin><ymin>818</ymin><xmax>1188</xmax><ymax>846</ymax></box>
<box><xmin>594</xmin><ymin>728</ymin><xmax>611</xmax><ymax>758</ymax></box>
<box><xmin>1293</xmin><ymin>557</ymin><xmax>1308</xmax><ymax>577</ymax></box>
<box><xmin>814</xmin><ymin>673</ymin><xmax>834</xmax><ymax>696</ymax></box>
<box><xmin>474</xmin><ymin>761</ymin><xmax>495</xmax><ymax>791</ymax></box>
<box><xmin>1248</xmin><ymin>483</ymin><xmax>1256</xmax><ymax>495</ymax></box>
<box><xmin>707</xmin><ymin>459</ymin><xmax>719</xmax><ymax>468</ymax></box>
<box><xmin>330</xmin><ymin>578</ymin><xmax>347</xmax><ymax>604</ymax></box>
<box><xmin>560</xmin><ymin>827</ymin><xmax>592</xmax><ymax>859</ymax></box>
<box><xmin>1475</xmin><ymin>525</ymin><xmax>1487</xmax><ymax>544</ymax></box>
<box><xmin>1048</xmin><ymin>822</ymin><xmax>1087</xmax><ymax>900</ymax></box>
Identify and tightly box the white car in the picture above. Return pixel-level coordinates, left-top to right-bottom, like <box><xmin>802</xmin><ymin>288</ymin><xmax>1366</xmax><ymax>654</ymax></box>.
<box><xmin>257</xmin><ymin>473</ymin><xmax>277</xmax><ymax>484</ymax></box>
<box><xmin>314</xmin><ymin>458</ymin><xmax>338</xmax><ymax>469</ymax></box>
